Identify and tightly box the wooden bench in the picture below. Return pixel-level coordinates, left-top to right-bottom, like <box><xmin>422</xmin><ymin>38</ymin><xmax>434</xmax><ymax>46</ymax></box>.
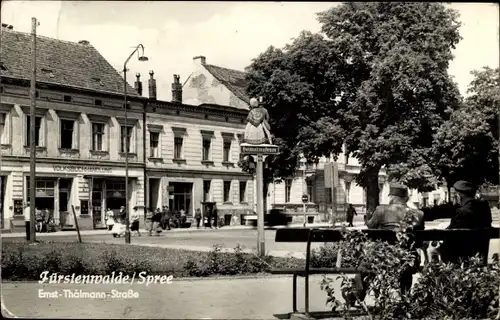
<box><xmin>271</xmin><ymin>227</ymin><xmax>500</xmax><ymax>316</ymax></box>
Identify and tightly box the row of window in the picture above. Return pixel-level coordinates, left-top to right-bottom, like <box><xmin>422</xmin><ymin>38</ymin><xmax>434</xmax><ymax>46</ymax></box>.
<box><xmin>203</xmin><ymin>180</ymin><xmax>248</xmax><ymax>203</ymax></box>
<box><xmin>0</xmin><ymin>113</ymin><xmax>239</xmax><ymax>162</ymax></box>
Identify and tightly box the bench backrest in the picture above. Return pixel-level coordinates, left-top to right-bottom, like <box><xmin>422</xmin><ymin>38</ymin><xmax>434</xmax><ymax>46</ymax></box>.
<box><xmin>275</xmin><ymin>227</ymin><xmax>500</xmax><ymax>243</ymax></box>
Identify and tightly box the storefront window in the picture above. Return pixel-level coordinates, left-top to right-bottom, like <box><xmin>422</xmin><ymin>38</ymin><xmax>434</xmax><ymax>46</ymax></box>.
<box><xmin>26</xmin><ymin>178</ymin><xmax>55</xmax><ymax>211</ymax></box>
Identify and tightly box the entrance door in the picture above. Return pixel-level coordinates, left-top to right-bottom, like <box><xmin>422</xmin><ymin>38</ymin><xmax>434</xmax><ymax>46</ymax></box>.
<box><xmin>59</xmin><ymin>178</ymin><xmax>72</xmax><ymax>226</ymax></box>
<box><xmin>0</xmin><ymin>176</ymin><xmax>5</xmax><ymax>229</ymax></box>
<box><xmin>149</xmin><ymin>179</ymin><xmax>160</xmax><ymax>211</ymax></box>
<box><xmin>168</xmin><ymin>182</ymin><xmax>192</xmax><ymax>214</ymax></box>
<box><xmin>92</xmin><ymin>179</ymin><xmax>104</xmax><ymax>228</ymax></box>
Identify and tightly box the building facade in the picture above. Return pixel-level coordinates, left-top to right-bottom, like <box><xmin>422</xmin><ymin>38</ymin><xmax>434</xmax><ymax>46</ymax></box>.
<box><xmin>0</xmin><ymin>27</ymin><xmax>144</xmax><ymax>230</ymax></box>
<box><xmin>144</xmin><ymin>98</ymin><xmax>254</xmax><ymax>221</ymax></box>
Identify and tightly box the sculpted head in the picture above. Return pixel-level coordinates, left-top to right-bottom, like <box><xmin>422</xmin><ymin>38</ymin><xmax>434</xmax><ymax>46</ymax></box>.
<box><xmin>250</xmin><ymin>98</ymin><xmax>259</xmax><ymax>108</ymax></box>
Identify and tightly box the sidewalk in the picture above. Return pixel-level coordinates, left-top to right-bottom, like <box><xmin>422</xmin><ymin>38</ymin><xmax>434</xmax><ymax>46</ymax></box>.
<box><xmin>0</xmin><ymin>222</ymin><xmax>347</xmax><ymax>238</ymax></box>
<box><xmin>1</xmin><ymin>275</ymin><xmax>343</xmax><ymax>319</ymax></box>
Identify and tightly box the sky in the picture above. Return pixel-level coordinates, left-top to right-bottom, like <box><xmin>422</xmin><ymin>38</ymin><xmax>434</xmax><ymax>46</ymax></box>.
<box><xmin>1</xmin><ymin>1</ymin><xmax>499</xmax><ymax>101</ymax></box>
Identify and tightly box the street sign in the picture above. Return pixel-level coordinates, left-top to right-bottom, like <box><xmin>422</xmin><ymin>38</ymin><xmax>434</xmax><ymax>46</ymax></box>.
<box><xmin>333</xmin><ymin>162</ymin><xmax>339</xmax><ymax>186</ymax></box>
<box><xmin>241</xmin><ymin>145</ymin><xmax>280</xmax><ymax>155</ymax></box>
<box><xmin>302</xmin><ymin>194</ymin><xmax>308</xmax><ymax>203</ymax></box>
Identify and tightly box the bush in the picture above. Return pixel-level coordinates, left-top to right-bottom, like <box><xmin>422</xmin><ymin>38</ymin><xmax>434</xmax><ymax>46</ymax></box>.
<box><xmin>318</xmin><ymin>229</ymin><xmax>500</xmax><ymax>320</ymax></box>
<box><xmin>183</xmin><ymin>243</ymin><xmax>303</xmax><ymax>277</ymax></box>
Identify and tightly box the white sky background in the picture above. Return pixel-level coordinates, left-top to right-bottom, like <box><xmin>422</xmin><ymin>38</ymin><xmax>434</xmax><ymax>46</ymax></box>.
<box><xmin>1</xmin><ymin>1</ymin><xmax>499</xmax><ymax>101</ymax></box>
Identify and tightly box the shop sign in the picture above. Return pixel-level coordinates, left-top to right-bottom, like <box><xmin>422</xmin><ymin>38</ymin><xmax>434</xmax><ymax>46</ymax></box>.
<box><xmin>53</xmin><ymin>165</ymin><xmax>112</xmax><ymax>174</ymax></box>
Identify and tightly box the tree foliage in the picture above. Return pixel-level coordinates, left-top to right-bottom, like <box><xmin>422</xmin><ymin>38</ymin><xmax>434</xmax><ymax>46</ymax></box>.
<box><xmin>245</xmin><ymin>2</ymin><xmax>462</xmax><ymax>211</ymax></box>
<box><xmin>432</xmin><ymin>67</ymin><xmax>499</xmax><ymax>187</ymax></box>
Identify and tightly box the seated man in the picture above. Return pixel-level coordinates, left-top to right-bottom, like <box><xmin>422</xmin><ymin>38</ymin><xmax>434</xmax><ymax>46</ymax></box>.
<box><xmin>366</xmin><ymin>184</ymin><xmax>424</xmax><ymax>231</ymax></box>
<box><xmin>439</xmin><ymin>180</ymin><xmax>492</xmax><ymax>264</ymax></box>
<box><xmin>352</xmin><ymin>184</ymin><xmax>424</xmax><ymax>301</ymax></box>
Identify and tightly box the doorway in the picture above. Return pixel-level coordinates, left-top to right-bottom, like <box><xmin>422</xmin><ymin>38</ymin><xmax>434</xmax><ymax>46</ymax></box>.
<box><xmin>0</xmin><ymin>176</ymin><xmax>5</xmax><ymax>229</ymax></box>
<box><xmin>92</xmin><ymin>179</ymin><xmax>104</xmax><ymax>227</ymax></box>
<box><xmin>149</xmin><ymin>178</ymin><xmax>161</xmax><ymax>211</ymax></box>
<box><xmin>169</xmin><ymin>182</ymin><xmax>192</xmax><ymax>215</ymax></box>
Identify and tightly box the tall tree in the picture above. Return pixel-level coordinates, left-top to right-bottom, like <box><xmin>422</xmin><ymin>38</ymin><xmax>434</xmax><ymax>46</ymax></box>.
<box><xmin>246</xmin><ymin>2</ymin><xmax>462</xmax><ymax>212</ymax></box>
<box><xmin>432</xmin><ymin>67</ymin><xmax>499</xmax><ymax>193</ymax></box>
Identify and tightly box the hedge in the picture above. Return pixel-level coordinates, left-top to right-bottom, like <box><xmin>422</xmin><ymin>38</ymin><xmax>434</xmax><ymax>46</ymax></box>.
<box><xmin>1</xmin><ymin>241</ymin><xmax>304</xmax><ymax>281</ymax></box>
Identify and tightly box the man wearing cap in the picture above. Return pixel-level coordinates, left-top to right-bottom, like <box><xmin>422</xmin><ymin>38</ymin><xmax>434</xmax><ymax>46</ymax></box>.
<box><xmin>361</xmin><ymin>183</ymin><xmax>424</xmax><ymax>296</ymax></box>
<box><xmin>365</xmin><ymin>184</ymin><xmax>424</xmax><ymax>231</ymax></box>
<box><xmin>439</xmin><ymin>180</ymin><xmax>492</xmax><ymax>263</ymax></box>
<box><xmin>447</xmin><ymin>180</ymin><xmax>492</xmax><ymax>229</ymax></box>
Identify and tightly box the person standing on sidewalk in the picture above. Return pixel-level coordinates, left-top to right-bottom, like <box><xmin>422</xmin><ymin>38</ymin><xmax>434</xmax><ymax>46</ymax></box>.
<box><xmin>105</xmin><ymin>208</ymin><xmax>115</xmax><ymax>231</ymax></box>
<box><xmin>213</xmin><ymin>204</ymin><xmax>219</xmax><ymax>229</ymax></box>
<box><xmin>195</xmin><ymin>208</ymin><xmax>202</xmax><ymax>228</ymax></box>
<box><xmin>130</xmin><ymin>206</ymin><xmax>141</xmax><ymax>237</ymax></box>
<box><xmin>24</xmin><ymin>201</ymin><xmax>31</xmax><ymax>241</ymax></box>
<box><xmin>346</xmin><ymin>204</ymin><xmax>357</xmax><ymax>227</ymax></box>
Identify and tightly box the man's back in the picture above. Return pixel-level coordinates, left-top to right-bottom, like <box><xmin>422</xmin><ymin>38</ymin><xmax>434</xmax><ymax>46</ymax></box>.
<box><xmin>448</xmin><ymin>198</ymin><xmax>492</xmax><ymax>229</ymax></box>
<box><xmin>366</xmin><ymin>203</ymin><xmax>424</xmax><ymax>230</ymax></box>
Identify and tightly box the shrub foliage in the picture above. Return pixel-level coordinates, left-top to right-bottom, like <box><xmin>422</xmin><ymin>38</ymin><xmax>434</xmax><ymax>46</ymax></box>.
<box><xmin>318</xmin><ymin>229</ymin><xmax>500</xmax><ymax>320</ymax></box>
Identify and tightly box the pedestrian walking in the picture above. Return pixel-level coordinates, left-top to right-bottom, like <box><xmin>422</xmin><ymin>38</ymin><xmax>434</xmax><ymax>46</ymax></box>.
<box><xmin>105</xmin><ymin>208</ymin><xmax>115</xmax><ymax>231</ymax></box>
<box><xmin>119</xmin><ymin>206</ymin><xmax>126</xmax><ymax>223</ymax></box>
<box><xmin>152</xmin><ymin>208</ymin><xmax>162</xmax><ymax>236</ymax></box>
<box><xmin>145</xmin><ymin>208</ymin><xmax>154</xmax><ymax>236</ymax></box>
<box><xmin>23</xmin><ymin>201</ymin><xmax>31</xmax><ymax>241</ymax></box>
<box><xmin>130</xmin><ymin>206</ymin><xmax>141</xmax><ymax>237</ymax></box>
<box><xmin>346</xmin><ymin>203</ymin><xmax>357</xmax><ymax>227</ymax></box>
<box><xmin>195</xmin><ymin>208</ymin><xmax>202</xmax><ymax>228</ymax></box>
<box><xmin>180</xmin><ymin>207</ymin><xmax>187</xmax><ymax>225</ymax></box>
<box><xmin>161</xmin><ymin>205</ymin><xmax>171</xmax><ymax>230</ymax></box>
<box><xmin>213</xmin><ymin>204</ymin><xmax>219</xmax><ymax>229</ymax></box>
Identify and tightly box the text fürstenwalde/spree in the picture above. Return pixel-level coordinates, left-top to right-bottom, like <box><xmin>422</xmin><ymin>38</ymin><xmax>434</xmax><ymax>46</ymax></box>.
<box><xmin>39</xmin><ymin>271</ymin><xmax>173</xmax><ymax>286</ymax></box>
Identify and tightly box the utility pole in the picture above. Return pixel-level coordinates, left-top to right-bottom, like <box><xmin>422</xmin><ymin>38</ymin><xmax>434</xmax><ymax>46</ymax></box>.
<box><xmin>29</xmin><ymin>17</ymin><xmax>38</xmax><ymax>243</ymax></box>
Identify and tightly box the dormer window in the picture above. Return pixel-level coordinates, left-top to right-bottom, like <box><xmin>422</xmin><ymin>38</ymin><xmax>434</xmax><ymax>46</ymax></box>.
<box><xmin>92</xmin><ymin>77</ymin><xmax>104</xmax><ymax>86</ymax></box>
<box><xmin>41</xmin><ymin>68</ymin><xmax>54</xmax><ymax>78</ymax></box>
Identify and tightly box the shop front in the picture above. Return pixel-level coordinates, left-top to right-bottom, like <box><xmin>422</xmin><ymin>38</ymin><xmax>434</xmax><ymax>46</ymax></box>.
<box><xmin>3</xmin><ymin>162</ymin><xmax>146</xmax><ymax>231</ymax></box>
<box><xmin>89</xmin><ymin>177</ymin><xmax>136</xmax><ymax>228</ymax></box>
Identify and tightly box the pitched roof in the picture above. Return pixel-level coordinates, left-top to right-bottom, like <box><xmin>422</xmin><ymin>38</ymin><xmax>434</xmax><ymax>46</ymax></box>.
<box><xmin>203</xmin><ymin>64</ymin><xmax>249</xmax><ymax>104</ymax></box>
<box><xmin>0</xmin><ymin>29</ymin><xmax>138</xmax><ymax>96</ymax></box>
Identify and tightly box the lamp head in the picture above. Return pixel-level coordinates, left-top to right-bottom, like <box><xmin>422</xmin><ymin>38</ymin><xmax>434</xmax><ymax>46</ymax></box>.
<box><xmin>138</xmin><ymin>55</ymin><xmax>149</xmax><ymax>62</ymax></box>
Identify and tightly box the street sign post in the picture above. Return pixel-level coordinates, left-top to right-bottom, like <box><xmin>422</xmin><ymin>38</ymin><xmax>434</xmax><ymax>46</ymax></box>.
<box><xmin>241</xmin><ymin>143</ymin><xmax>279</xmax><ymax>257</ymax></box>
<box><xmin>302</xmin><ymin>194</ymin><xmax>308</xmax><ymax>227</ymax></box>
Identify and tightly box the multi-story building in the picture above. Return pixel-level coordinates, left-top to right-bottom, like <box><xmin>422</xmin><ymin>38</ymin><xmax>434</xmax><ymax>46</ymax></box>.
<box><xmin>144</xmin><ymin>73</ymin><xmax>254</xmax><ymax>220</ymax></box>
<box><xmin>0</xmin><ymin>27</ymin><xmax>145</xmax><ymax>230</ymax></box>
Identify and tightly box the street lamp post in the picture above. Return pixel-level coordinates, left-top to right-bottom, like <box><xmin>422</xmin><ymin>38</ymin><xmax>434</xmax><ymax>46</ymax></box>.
<box><xmin>123</xmin><ymin>44</ymin><xmax>148</xmax><ymax>244</ymax></box>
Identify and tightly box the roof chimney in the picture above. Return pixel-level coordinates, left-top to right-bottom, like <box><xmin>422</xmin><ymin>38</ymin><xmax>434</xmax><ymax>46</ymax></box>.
<box><xmin>193</xmin><ymin>56</ymin><xmax>206</xmax><ymax>65</ymax></box>
<box><xmin>78</xmin><ymin>40</ymin><xmax>90</xmax><ymax>45</ymax></box>
<box><xmin>134</xmin><ymin>73</ymin><xmax>143</xmax><ymax>96</ymax></box>
<box><xmin>172</xmin><ymin>74</ymin><xmax>182</xmax><ymax>103</ymax></box>
<box><xmin>148</xmin><ymin>70</ymin><xmax>157</xmax><ymax>100</ymax></box>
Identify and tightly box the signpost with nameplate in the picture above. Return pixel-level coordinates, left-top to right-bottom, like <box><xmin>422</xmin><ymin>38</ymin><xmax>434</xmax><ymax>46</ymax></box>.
<box><xmin>240</xmin><ymin>143</ymin><xmax>279</xmax><ymax>257</ymax></box>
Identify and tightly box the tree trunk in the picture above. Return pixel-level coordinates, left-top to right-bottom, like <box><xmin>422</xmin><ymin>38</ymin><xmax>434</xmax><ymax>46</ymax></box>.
<box><xmin>365</xmin><ymin>167</ymin><xmax>381</xmax><ymax>213</ymax></box>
